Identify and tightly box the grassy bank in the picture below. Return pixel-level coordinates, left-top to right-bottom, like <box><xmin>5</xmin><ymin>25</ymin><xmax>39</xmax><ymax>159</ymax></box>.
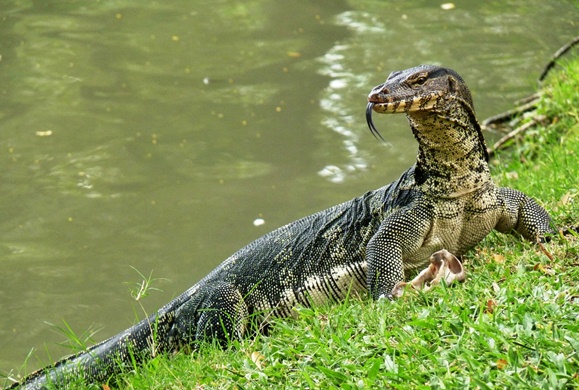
<box><xmin>9</xmin><ymin>60</ymin><xmax>579</xmax><ymax>389</ymax></box>
<box><xmin>112</xmin><ymin>61</ymin><xmax>579</xmax><ymax>389</ymax></box>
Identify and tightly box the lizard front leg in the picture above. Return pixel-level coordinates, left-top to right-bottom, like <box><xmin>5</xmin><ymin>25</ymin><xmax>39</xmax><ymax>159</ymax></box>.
<box><xmin>366</xmin><ymin>207</ymin><xmax>432</xmax><ymax>300</ymax></box>
<box><xmin>495</xmin><ymin>187</ymin><xmax>553</xmax><ymax>241</ymax></box>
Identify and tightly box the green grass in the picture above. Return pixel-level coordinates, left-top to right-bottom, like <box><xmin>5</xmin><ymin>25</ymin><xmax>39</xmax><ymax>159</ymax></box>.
<box><xmin>6</xmin><ymin>59</ymin><xmax>579</xmax><ymax>389</ymax></box>
<box><xmin>114</xmin><ymin>59</ymin><xmax>579</xmax><ymax>390</ymax></box>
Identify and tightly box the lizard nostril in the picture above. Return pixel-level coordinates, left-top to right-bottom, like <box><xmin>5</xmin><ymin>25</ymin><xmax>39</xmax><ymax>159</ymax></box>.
<box><xmin>368</xmin><ymin>84</ymin><xmax>389</xmax><ymax>101</ymax></box>
<box><xmin>370</xmin><ymin>83</ymin><xmax>387</xmax><ymax>94</ymax></box>
<box><xmin>378</xmin><ymin>85</ymin><xmax>389</xmax><ymax>94</ymax></box>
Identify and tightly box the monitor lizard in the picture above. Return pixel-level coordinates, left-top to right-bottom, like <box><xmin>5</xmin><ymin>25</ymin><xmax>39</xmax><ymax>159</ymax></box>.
<box><xmin>8</xmin><ymin>65</ymin><xmax>553</xmax><ymax>389</ymax></box>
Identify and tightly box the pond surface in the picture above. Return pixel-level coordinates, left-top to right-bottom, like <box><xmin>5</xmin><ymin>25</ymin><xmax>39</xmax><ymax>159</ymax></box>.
<box><xmin>1</xmin><ymin>0</ymin><xmax>577</xmax><ymax>380</ymax></box>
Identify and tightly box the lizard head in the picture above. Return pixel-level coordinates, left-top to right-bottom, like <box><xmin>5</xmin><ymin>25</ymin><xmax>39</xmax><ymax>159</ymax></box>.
<box><xmin>366</xmin><ymin>65</ymin><xmax>475</xmax><ymax>140</ymax></box>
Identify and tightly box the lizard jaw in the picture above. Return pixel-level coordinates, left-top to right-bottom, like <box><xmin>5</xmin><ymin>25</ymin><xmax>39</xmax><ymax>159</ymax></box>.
<box><xmin>366</xmin><ymin>91</ymin><xmax>446</xmax><ymax>141</ymax></box>
<box><xmin>370</xmin><ymin>91</ymin><xmax>445</xmax><ymax>114</ymax></box>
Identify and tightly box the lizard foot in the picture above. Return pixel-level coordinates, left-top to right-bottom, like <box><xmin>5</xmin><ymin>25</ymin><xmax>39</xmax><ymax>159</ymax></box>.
<box><xmin>391</xmin><ymin>249</ymin><xmax>466</xmax><ymax>298</ymax></box>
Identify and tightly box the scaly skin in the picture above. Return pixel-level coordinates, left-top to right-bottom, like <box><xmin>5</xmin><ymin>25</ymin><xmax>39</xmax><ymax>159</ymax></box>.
<box><xmin>8</xmin><ymin>65</ymin><xmax>553</xmax><ymax>389</ymax></box>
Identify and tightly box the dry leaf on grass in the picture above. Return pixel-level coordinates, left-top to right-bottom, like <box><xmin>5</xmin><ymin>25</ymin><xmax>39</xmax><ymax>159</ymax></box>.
<box><xmin>251</xmin><ymin>351</ymin><xmax>266</xmax><ymax>370</ymax></box>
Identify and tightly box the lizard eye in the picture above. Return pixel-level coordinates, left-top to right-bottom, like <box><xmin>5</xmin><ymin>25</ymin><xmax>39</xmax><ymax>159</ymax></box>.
<box><xmin>407</xmin><ymin>74</ymin><xmax>428</xmax><ymax>88</ymax></box>
<box><xmin>414</xmin><ymin>76</ymin><xmax>427</xmax><ymax>85</ymax></box>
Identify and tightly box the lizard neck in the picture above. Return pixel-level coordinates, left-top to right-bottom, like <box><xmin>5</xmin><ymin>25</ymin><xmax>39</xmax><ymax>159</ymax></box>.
<box><xmin>407</xmin><ymin>98</ymin><xmax>492</xmax><ymax>197</ymax></box>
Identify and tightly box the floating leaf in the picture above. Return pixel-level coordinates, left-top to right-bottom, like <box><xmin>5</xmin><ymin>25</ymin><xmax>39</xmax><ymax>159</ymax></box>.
<box><xmin>253</xmin><ymin>218</ymin><xmax>265</xmax><ymax>227</ymax></box>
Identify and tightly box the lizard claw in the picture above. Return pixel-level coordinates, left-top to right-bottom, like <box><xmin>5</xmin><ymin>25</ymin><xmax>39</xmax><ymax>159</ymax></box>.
<box><xmin>391</xmin><ymin>281</ymin><xmax>409</xmax><ymax>298</ymax></box>
<box><xmin>390</xmin><ymin>249</ymin><xmax>465</xmax><ymax>298</ymax></box>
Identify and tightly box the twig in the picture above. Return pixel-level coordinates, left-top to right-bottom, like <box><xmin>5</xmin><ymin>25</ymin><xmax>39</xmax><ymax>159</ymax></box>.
<box><xmin>481</xmin><ymin>97</ymin><xmax>541</xmax><ymax>129</ymax></box>
<box><xmin>537</xmin><ymin>240</ymin><xmax>554</xmax><ymax>262</ymax></box>
<box><xmin>514</xmin><ymin>92</ymin><xmax>541</xmax><ymax>106</ymax></box>
<box><xmin>487</xmin><ymin>115</ymin><xmax>546</xmax><ymax>158</ymax></box>
<box><xmin>538</xmin><ymin>36</ymin><xmax>579</xmax><ymax>83</ymax></box>
<box><xmin>483</xmin><ymin>36</ymin><xmax>578</xmax><ymax>129</ymax></box>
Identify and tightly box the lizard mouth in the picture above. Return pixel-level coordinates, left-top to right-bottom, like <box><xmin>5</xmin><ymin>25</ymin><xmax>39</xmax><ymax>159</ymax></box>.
<box><xmin>366</xmin><ymin>102</ymin><xmax>385</xmax><ymax>141</ymax></box>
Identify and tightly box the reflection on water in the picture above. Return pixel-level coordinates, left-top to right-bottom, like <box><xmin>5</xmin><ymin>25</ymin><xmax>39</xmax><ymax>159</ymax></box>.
<box><xmin>318</xmin><ymin>44</ymin><xmax>374</xmax><ymax>183</ymax></box>
<box><xmin>1</xmin><ymin>0</ymin><xmax>577</xmax><ymax>380</ymax></box>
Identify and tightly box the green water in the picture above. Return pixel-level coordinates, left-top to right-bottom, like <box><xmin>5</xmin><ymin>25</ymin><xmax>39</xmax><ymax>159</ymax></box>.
<box><xmin>1</xmin><ymin>0</ymin><xmax>577</xmax><ymax>380</ymax></box>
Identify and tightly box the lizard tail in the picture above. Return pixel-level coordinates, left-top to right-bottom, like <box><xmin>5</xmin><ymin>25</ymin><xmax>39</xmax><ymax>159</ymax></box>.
<box><xmin>8</xmin><ymin>311</ymin><xmax>175</xmax><ymax>390</ymax></box>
